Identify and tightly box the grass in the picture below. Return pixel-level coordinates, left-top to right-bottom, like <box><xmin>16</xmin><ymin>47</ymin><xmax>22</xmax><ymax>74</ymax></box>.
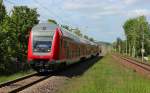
<box><xmin>148</xmin><ymin>55</ymin><xmax>150</xmax><ymax>62</ymax></box>
<box><xmin>0</xmin><ymin>70</ymin><xmax>34</xmax><ymax>83</ymax></box>
<box><xmin>58</xmin><ymin>54</ymin><xmax>150</xmax><ymax>93</ymax></box>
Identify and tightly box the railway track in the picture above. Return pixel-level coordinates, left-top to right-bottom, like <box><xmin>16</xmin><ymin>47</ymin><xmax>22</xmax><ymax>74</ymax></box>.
<box><xmin>114</xmin><ymin>54</ymin><xmax>150</xmax><ymax>73</ymax></box>
<box><xmin>0</xmin><ymin>56</ymin><xmax>101</xmax><ymax>93</ymax></box>
<box><xmin>0</xmin><ymin>72</ymin><xmax>52</xmax><ymax>93</ymax></box>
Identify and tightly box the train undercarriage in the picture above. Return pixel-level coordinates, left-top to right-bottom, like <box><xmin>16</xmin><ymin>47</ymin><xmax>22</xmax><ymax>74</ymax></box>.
<box><xmin>30</xmin><ymin>60</ymin><xmax>66</xmax><ymax>73</ymax></box>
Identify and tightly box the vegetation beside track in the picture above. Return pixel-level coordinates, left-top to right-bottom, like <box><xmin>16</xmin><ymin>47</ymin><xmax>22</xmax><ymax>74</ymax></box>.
<box><xmin>58</xmin><ymin>54</ymin><xmax>150</xmax><ymax>93</ymax></box>
<box><xmin>0</xmin><ymin>0</ymin><xmax>39</xmax><ymax>75</ymax></box>
<box><xmin>113</xmin><ymin>16</ymin><xmax>150</xmax><ymax>58</ymax></box>
<box><xmin>0</xmin><ymin>70</ymin><xmax>34</xmax><ymax>83</ymax></box>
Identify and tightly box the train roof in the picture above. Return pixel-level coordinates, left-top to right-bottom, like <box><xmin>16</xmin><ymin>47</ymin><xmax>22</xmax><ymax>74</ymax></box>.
<box><xmin>32</xmin><ymin>23</ymin><xmax>97</xmax><ymax>45</ymax></box>
<box><xmin>32</xmin><ymin>23</ymin><xmax>58</xmax><ymax>32</ymax></box>
<box><xmin>61</xmin><ymin>27</ymin><xmax>96</xmax><ymax>45</ymax></box>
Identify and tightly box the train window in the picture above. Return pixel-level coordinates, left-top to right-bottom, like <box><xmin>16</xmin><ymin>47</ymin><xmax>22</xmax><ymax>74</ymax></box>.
<box><xmin>71</xmin><ymin>44</ymin><xmax>74</xmax><ymax>58</ymax></box>
<box><xmin>69</xmin><ymin>44</ymin><xmax>72</xmax><ymax>58</ymax></box>
<box><xmin>75</xmin><ymin>47</ymin><xmax>77</xmax><ymax>57</ymax></box>
<box><xmin>64</xmin><ymin>40</ymin><xmax>67</xmax><ymax>48</ymax></box>
<box><xmin>76</xmin><ymin>48</ymin><xmax>78</xmax><ymax>57</ymax></box>
<box><xmin>67</xmin><ymin>48</ymin><xmax>69</xmax><ymax>59</ymax></box>
<box><xmin>60</xmin><ymin>39</ymin><xmax>62</xmax><ymax>48</ymax></box>
<box><xmin>65</xmin><ymin>41</ymin><xmax>69</xmax><ymax>59</ymax></box>
<box><xmin>70</xmin><ymin>49</ymin><xmax>72</xmax><ymax>59</ymax></box>
<box><xmin>72</xmin><ymin>50</ymin><xmax>73</xmax><ymax>58</ymax></box>
<box><xmin>78</xmin><ymin>48</ymin><xmax>80</xmax><ymax>56</ymax></box>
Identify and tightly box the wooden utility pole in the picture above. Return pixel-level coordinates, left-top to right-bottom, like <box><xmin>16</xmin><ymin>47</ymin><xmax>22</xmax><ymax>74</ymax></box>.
<box><xmin>141</xmin><ymin>25</ymin><xmax>145</xmax><ymax>62</ymax></box>
<box><xmin>126</xmin><ymin>39</ymin><xmax>128</xmax><ymax>55</ymax></box>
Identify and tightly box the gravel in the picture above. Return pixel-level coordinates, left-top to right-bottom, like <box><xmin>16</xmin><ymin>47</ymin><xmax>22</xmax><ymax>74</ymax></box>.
<box><xmin>19</xmin><ymin>57</ymin><xmax>101</xmax><ymax>93</ymax></box>
<box><xmin>19</xmin><ymin>76</ymin><xmax>68</xmax><ymax>93</ymax></box>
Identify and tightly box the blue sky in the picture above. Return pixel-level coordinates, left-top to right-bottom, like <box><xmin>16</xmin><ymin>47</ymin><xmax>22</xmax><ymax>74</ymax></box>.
<box><xmin>3</xmin><ymin>0</ymin><xmax>150</xmax><ymax>43</ymax></box>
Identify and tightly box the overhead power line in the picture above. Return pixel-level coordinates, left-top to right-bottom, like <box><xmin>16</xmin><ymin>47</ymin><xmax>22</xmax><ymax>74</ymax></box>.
<box><xmin>33</xmin><ymin>0</ymin><xmax>64</xmax><ymax>24</ymax></box>
<box><xmin>4</xmin><ymin>0</ymin><xmax>16</xmax><ymax>5</ymax></box>
<box><xmin>4</xmin><ymin>0</ymin><xmax>73</xmax><ymax>26</ymax></box>
<box><xmin>4</xmin><ymin>0</ymin><xmax>61</xmax><ymax>24</ymax></box>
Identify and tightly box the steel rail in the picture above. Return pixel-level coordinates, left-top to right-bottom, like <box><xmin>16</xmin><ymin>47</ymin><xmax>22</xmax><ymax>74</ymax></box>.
<box><xmin>0</xmin><ymin>72</ymin><xmax>52</xmax><ymax>92</ymax></box>
<box><xmin>114</xmin><ymin>54</ymin><xmax>150</xmax><ymax>72</ymax></box>
<box><xmin>0</xmin><ymin>72</ymin><xmax>38</xmax><ymax>88</ymax></box>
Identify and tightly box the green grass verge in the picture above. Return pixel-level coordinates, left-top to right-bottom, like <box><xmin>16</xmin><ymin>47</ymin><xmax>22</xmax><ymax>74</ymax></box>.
<box><xmin>59</xmin><ymin>54</ymin><xmax>150</xmax><ymax>93</ymax></box>
<box><xmin>148</xmin><ymin>55</ymin><xmax>150</xmax><ymax>62</ymax></box>
<box><xmin>0</xmin><ymin>70</ymin><xmax>34</xmax><ymax>83</ymax></box>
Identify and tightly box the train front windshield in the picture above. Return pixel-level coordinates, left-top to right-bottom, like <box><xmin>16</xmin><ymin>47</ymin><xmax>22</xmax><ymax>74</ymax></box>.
<box><xmin>33</xmin><ymin>36</ymin><xmax>52</xmax><ymax>53</ymax></box>
<box><xmin>31</xmin><ymin>23</ymin><xmax>57</xmax><ymax>53</ymax></box>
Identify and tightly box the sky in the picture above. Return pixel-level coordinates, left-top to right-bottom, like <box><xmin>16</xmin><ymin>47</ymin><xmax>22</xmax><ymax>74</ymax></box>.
<box><xmin>3</xmin><ymin>0</ymin><xmax>150</xmax><ymax>43</ymax></box>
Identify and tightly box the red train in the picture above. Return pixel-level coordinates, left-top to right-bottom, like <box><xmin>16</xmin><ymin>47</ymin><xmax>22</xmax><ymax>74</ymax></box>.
<box><xmin>27</xmin><ymin>23</ymin><xmax>101</xmax><ymax>72</ymax></box>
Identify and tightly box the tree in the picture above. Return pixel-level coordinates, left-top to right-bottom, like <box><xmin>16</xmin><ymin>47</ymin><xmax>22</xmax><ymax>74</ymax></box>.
<box><xmin>123</xmin><ymin>18</ymin><xmax>138</xmax><ymax>56</ymax></box>
<box><xmin>0</xmin><ymin>5</ymin><xmax>39</xmax><ymax>74</ymax></box>
<box><xmin>73</xmin><ymin>28</ymin><xmax>83</xmax><ymax>37</ymax></box>
<box><xmin>116</xmin><ymin>38</ymin><xmax>122</xmax><ymax>53</ymax></box>
<box><xmin>48</xmin><ymin>19</ymin><xmax>57</xmax><ymax>24</ymax></box>
<box><xmin>10</xmin><ymin>6</ymin><xmax>39</xmax><ymax>62</ymax></box>
<box><xmin>61</xmin><ymin>24</ymin><xmax>73</xmax><ymax>32</ymax></box>
<box><xmin>89</xmin><ymin>37</ymin><xmax>94</xmax><ymax>42</ymax></box>
<box><xmin>0</xmin><ymin>0</ymin><xmax>9</xmax><ymax>74</ymax></box>
<box><xmin>84</xmin><ymin>35</ymin><xmax>89</xmax><ymax>39</ymax></box>
<box><xmin>0</xmin><ymin>0</ymin><xmax>6</xmax><ymax>23</ymax></box>
<box><xmin>123</xmin><ymin>16</ymin><xmax>150</xmax><ymax>57</ymax></box>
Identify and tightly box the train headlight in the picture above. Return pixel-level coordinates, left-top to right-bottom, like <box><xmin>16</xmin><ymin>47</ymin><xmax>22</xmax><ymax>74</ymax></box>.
<box><xmin>33</xmin><ymin>49</ymin><xmax>38</xmax><ymax>52</ymax></box>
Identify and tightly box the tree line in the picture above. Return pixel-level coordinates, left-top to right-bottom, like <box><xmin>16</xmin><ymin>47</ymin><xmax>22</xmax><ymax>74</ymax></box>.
<box><xmin>113</xmin><ymin>16</ymin><xmax>150</xmax><ymax>59</ymax></box>
<box><xmin>0</xmin><ymin>0</ymin><xmax>39</xmax><ymax>75</ymax></box>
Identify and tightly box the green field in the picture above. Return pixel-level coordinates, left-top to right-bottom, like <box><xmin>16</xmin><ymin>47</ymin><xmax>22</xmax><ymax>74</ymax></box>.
<box><xmin>59</xmin><ymin>54</ymin><xmax>150</xmax><ymax>93</ymax></box>
<box><xmin>0</xmin><ymin>70</ymin><xmax>34</xmax><ymax>83</ymax></box>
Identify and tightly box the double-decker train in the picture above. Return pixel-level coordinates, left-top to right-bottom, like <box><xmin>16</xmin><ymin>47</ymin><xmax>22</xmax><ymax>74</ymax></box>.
<box><xmin>27</xmin><ymin>23</ymin><xmax>101</xmax><ymax>72</ymax></box>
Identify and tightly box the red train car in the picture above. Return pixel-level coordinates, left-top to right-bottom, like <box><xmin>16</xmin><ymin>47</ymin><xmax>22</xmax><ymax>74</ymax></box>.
<box><xmin>27</xmin><ymin>23</ymin><xmax>100</xmax><ymax>72</ymax></box>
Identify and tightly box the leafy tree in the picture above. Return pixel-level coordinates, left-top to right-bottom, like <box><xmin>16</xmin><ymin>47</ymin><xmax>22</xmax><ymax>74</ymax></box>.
<box><xmin>123</xmin><ymin>16</ymin><xmax>150</xmax><ymax>57</ymax></box>
<box><xmin>0</xmin><ymin>0</ymin><xmax>6</xmax><ymax>23</ymax></box>
<box><xmin>73</xmin><ymin>28</ymin><xmax>83</xmax><ymax>37</ymax></box>
<box><xmin>61</xmin><ymin>24</ymin><xmax>73</xmax><ymax>32</ymax></box>
<box><xmin>89</xmin><ymin>37</ymin><xmax>94</xmax><ymax>42</ymax></box>
<box><xmin>0</xmin><ymin>0</ymin><xmax>8</xmax><ymax>74</ymax></box>
<box><xmin>0</xmin><ymin>5</ymin><xmax>39</xmax><ymax>75</ymax></box>
<box><xmin>10</xmin><ymin>6</ymin><xmax>39</xmax><ymax>62</ymax></box>
<box><xmin>48</xmin><ymin>19</ymin><xmax>57</xmax><ymax>24</ymax></box>
<box><xmin>84</xmin><ymin>35</ymin><xmax>89</xmax><ymax>39</ymax></box>
<box><xmin>116</xmin><ymin>38</ymin><xmax>122</xmax><ymax>53</ymax></box>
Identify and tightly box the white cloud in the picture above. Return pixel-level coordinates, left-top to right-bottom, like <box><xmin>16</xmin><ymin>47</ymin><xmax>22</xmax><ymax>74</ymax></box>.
<box><xmin>122</xmin><ymin>0</ymin><xmax>138</xmax><ymax>5</ymax></box>
<box><xmin>96</xmin><ymin>11</ymin><xmax>117</xmax><ymax>16</ymax></box>
<box><xmin>121</xmin><ymin>0</ymin><xmax>150</xmax><ymax>5</ymax></box>
<box><xmin>3</xmin><ymin>0</ymin><xmax>150</xmax><ymax>42</ymax></box>
<box><xmin>126</xmin><ymin>9</ymin><xmax>150</xmax><ymax>17</ymax></box>
<box><xmin>62</xmin><ymin>0</ymin><xmax>124</xmax><ymax>18</ymax></box>
<box><xmin>62</xmin><ymin>0</ymin><xmax>102</xmax><ymax>11</ymax></box>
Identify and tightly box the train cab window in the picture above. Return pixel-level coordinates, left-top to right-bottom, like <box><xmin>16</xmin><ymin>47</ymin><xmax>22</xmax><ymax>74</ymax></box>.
<box><xmin>33</xmin><ymin>41</ymin><xmax>51</xmax><ymax>52</ymax></box>
<box><xmin>33</xmin><ymin>36</ymin><xmax>52</xmax><ymax>53</ymax></box>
